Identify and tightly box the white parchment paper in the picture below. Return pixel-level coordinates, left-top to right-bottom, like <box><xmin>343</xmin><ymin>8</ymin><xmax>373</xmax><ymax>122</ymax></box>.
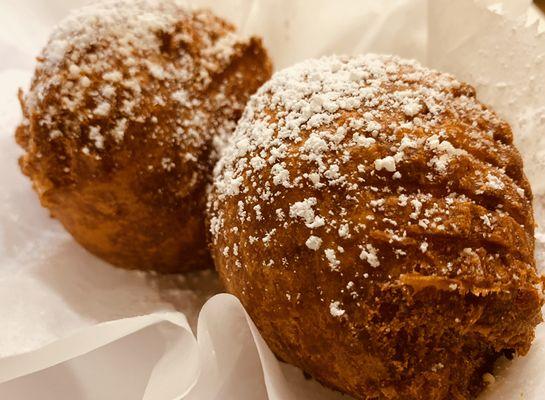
<box><xmin>1</xmin><ymin>0</ymin><xmax>545</xmax><ymax>399</ymax></box>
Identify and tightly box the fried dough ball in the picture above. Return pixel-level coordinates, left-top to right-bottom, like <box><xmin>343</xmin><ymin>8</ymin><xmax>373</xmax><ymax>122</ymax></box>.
<box><xmin>208</xmin><ymin>55</ymin><xmax>544</xmax><ymax>399</ymax></box>
<box><xmin>16</xmin><ymin>0</ymin><xmax>272</xmax><ymax>273</ymax></box>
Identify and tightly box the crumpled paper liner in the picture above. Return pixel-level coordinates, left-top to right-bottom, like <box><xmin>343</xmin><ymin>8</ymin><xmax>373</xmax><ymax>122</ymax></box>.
<box><xmin>0</xmin><ymin>0</ymin><xmax>544</xmax><ymax>399</ymax></box>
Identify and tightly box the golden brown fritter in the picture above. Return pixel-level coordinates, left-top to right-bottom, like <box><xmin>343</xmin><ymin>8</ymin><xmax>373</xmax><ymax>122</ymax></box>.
<box><xmin>16</xmin><ymin>0</ymin><xmax>272</xmax><ymax>273</ymax></box>
<box><xmin>208</xmin><ymin>55</ymin><xmax>544</xmax><ymax>399</ymax></box>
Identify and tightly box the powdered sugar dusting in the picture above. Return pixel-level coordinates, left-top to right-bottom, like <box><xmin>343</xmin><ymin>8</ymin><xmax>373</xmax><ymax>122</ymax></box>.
<box><xmin>209</xmin><ymin>54</ymin><xmax>534</xmax><ymax>321</ymax></box>
<box><xmin>23</xmin><ymin>0</ymin><xmax>258</xmax><ymax>165</ymax></box>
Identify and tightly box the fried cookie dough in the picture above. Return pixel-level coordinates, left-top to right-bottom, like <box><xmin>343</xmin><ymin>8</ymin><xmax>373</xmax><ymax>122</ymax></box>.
<box><xmin>208</xmin><ymin>55</ymin><xmax>544</xmax><ymax>399</ymax></box>
<box><xmin>16</xmin><ymin>0</ymin><xmax>272</xmax><ymax>272</ymax></box>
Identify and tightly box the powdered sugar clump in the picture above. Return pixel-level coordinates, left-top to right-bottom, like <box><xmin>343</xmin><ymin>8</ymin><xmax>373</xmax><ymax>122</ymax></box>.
<box><xmin>329</xmin><ymin>301</ymin><xmax>345</xmax><ymax>317</ymax></box>
<box><xmin>305</xmin><ymin>235</ymin><xmax>322</xmax><ymax>251</ymax></box>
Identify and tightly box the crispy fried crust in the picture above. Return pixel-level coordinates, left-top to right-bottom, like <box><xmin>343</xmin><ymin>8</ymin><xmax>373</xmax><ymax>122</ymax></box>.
<box><xmin>208</xmin><ymin>55</ymin><xmax>544</xmax><ymax>399</ymax></box>
<box><xmin>16</xmin><ymin>0</ymin><xmax>272</xmax><ymax>272</ymax></box>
